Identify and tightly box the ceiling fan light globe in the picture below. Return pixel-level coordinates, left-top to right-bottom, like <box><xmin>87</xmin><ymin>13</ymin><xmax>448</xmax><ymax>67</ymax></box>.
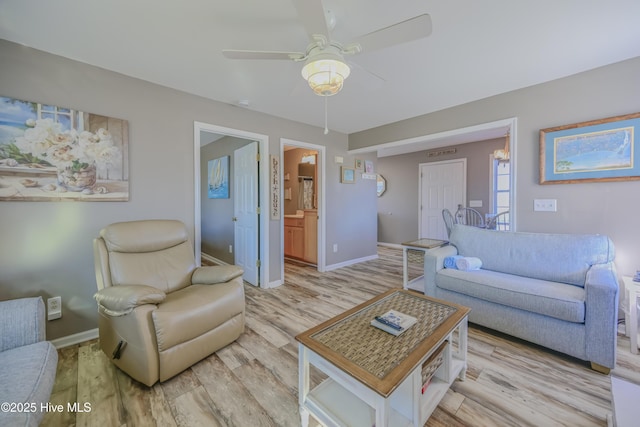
<box><xmin>302</xmin><ymin>58</ymin><xmax>350</xmax><ymax>96</ymax></box>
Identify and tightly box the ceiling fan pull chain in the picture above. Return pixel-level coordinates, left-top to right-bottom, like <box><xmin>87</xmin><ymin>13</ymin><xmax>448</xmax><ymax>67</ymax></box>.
<box><xmin>324</xmin><ymin>96</ymin><xmax>329</xmax><ymax>135</ymax></box>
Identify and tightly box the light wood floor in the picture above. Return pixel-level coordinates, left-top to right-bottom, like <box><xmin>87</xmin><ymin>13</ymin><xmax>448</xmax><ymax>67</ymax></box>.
<box><xmin>42</xmin><ymin>246</ymin><xmax>639</xmax><ymax>427</ymax></box>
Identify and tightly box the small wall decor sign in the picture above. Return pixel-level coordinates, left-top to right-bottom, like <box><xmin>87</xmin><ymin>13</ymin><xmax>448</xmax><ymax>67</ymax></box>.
<box><xmin>0</xmin><ymin>96</ymin><xmax>129</xmax><ymax>201</ymax></box>
<box><xmin>208</xmin><ymin>155</ymin><xmax>229</xmax><ymax>198</ymax></box>
<box><xmin>540</xmin><ymin>112</ymin><xmax>640</xmax><ymax>184</ymax></box>
<box><xmin>270</xmin><ymin>155</ymin><xmax>280</xmax><ymax>219</ymax></box>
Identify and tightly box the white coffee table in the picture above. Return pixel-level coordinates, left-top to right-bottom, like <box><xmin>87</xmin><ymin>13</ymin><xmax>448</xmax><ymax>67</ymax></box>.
<box><xmin>296</xmin><ymin>289</ymin><xmax>470</xmax><ymax>427</ymax></box>
<box><xmin>623</xmin><ymin>276</ymin><xmax>640</xmax><ymax>354</ymax></box>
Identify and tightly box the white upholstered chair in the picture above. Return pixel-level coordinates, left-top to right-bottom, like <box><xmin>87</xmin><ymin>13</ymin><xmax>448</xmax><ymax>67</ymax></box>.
<box><xmin>93</xmin><ymin>219</ymin><xmax>245</xmax><ymax>386</ymax></box>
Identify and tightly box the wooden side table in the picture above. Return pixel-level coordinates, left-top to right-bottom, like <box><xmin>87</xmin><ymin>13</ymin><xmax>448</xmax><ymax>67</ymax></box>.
<box><xmin>623</xmin><ymin>276</ymin><xmax>640</xmax><ymax>354</ymax></box>
<box><xmin>401</xmin><ymin>238</ymin><xmax>448</xmax><ymax>292</ymax></box>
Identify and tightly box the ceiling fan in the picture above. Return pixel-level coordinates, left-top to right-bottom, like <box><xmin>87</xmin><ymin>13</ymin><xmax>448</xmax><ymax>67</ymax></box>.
<box><xmin>222</xmin><ymin>0</ymin><xmax>432</xmax><ymax>132</ymax></box>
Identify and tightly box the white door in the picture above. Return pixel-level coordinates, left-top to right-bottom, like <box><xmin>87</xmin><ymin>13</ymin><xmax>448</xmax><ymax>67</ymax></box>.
<box><xmin>234</xmin><ymin>142</ymin><xmax>259</xmax><ymax>286</ymax></box>
<box><xmin>419</xmin><ymin>159</ymin><xmax>466</xmax><ymax>240</ymax></box>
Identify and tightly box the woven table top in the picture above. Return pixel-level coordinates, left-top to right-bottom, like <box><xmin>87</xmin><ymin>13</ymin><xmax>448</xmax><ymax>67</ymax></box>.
<box><xmin>309</xmin><ymin>291</ymin><xmax>458</xmax><ymax>380</ymax></box>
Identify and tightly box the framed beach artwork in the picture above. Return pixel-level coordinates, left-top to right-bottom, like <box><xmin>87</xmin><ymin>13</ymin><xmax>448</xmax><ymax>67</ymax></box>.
<box><xmin>0</xmin><ymin>96</ymin><xmax>129</xmax><ymax>201</ymax></box>
<box><xmin>340</xmin><ymin>166</ymin><xmax>355</xmax><ymax>184</ymax></box>
<box><xmin>208</xmin><ymin>156</ymin><xmax>229</xmax><ymax>198</ymax></box>
<box><xmin>540</xmin><ymin>112</ymin><xmax>640</xmax><ymax>184</ymax></box>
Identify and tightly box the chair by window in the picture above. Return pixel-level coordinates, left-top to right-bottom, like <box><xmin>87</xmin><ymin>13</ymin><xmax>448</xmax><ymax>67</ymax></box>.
<box><xmin>455</xmin><ymin>204</ymin><xmax>485</xmax><ymax>228</ymax></box>
<box><xmin>442</xmin><ymin>208</ymin><xmax>455</xmax><ymax>238</ymax></box>
<box><xmin>486</xmin><ymin>210</ymin><xmax>510</xmax><ymax>231</ymax></box>
<box><xmin>93</xmin><ymin>219</ymin><xmax>246</xmax><ymax>386</ymax></box>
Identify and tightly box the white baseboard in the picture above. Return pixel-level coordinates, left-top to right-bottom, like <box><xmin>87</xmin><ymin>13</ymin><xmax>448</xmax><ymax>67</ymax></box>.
<box><xmin>325</xmin><ymin>254</ymin><xmax>379</xmax><ymax>272</ymax></box>
<box><xmin>51</xmin><ymin>328</ymin><xmax>98</xmax><ymax>349</ymax></box>
<box><xmin>267</xmin><ymin>279</ymin><xmax>283</xmax><ymax>289</ymax></box>
<box><xmin>201</xmin><ymin>253</ymin><xmax>229</xmax><ymax>266</ymax></box>
<box><xmin>377</xmin><ymin>242</ymin><xmax>403</xmax><ymax>249</ymax></box>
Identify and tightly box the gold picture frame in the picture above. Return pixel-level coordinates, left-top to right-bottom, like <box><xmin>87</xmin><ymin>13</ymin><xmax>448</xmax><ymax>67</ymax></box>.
<box><xmin>540</xmin><ymin>112</ymin><xmax>640</xmax><ymax>184</ymax></box>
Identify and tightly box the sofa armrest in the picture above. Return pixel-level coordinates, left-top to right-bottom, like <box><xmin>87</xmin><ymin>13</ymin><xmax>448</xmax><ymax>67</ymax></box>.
<box><xmin>192</xmin><ymin>265</ymin><xmax>244</xmax><ymax>285</ymax></box>
<box><xmin>584</xmin><ymin>262</ymin><xmax>619</xmax><ymax>368</ymax></box>
<box><xmin>94</xmin><ymin>285</ymin><xmax>166</xmax><ymax>317</ymax></box>
<box><xmin>0</xmin><ymin>297</ymin><xmax>46</xmax><ymax>352</ymax></box>
<box><xmin>423</xmin><ymin>245</ymin><xmax>458</xmax><ymax>296</ymax></box>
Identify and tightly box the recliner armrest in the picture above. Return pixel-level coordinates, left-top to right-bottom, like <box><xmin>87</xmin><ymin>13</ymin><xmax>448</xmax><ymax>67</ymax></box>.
<box><xmin>191</xmin><ymin>265</ymin><xmax>244</xmax><ymax>285</ymax></box>
<box><xmin>94</xmin><ymin>285</ymin><xmax>166</xmax><ymax>317</ymax></box>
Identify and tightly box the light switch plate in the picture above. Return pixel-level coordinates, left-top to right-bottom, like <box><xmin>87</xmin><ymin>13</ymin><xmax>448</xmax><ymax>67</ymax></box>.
<box><xmin>534</xmin><ymin>199</ymin><xmax>557</xmax><ymax>212</ymax></box>
<box><xmin>469</xmin><ymin>200</ymin><xmax>482</xmax><ymax>208</ymax></box>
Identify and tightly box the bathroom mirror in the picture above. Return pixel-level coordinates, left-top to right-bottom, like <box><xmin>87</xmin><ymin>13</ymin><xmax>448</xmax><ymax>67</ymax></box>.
<box><xmin>376</xmin><ymin>174</ymin><xmax>386</xmax><ymax>197</ymax></box>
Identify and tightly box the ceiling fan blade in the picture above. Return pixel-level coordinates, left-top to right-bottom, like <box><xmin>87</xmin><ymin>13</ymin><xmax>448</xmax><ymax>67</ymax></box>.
<box><xmin>351</xmin><ymin>14</ymin><xmax>432</xmax><ymax>53</ymax></box>
<box><xmin>222</xmin><ymin>49</ymin><xmax>305</xmax><ymax>61</ymax></box>
<box><xmin>291</xmin><ymin>0</ymin><xmax>330</xmax><ymax>41</ymax></box>
<box><xmin>348</xmin><ymin>61</ymin><xmax>386</xmax><ymax>87</ymax></box>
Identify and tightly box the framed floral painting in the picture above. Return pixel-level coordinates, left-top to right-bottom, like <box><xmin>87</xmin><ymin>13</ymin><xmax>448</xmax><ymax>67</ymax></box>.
<box><xmin>0</xmin><ymin>96</ymin><xmax>129</xmax><ymax>201</ymax></box>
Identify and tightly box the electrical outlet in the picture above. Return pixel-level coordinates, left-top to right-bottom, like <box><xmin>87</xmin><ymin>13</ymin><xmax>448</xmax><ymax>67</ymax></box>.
<box><xmin>47</xmin><ymin>296</ymin><xmax>62</xmax><ymax>321</ymax></box>
<box><xmin>229</xmin><ymin>245</ymin><xmax>233</xmax><ymax>253</ymax></box>
<box><xmin>333</xmin><ymin>244</ymin><xmax>338</xmax><ymax>253</ymax></box>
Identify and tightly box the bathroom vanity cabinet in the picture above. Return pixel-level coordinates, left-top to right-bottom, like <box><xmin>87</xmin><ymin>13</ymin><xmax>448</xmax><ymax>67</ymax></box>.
<box><xmin>284</xmin><ymin>209</ymin><xmax>317</xmax><ymax>264</ymax></box>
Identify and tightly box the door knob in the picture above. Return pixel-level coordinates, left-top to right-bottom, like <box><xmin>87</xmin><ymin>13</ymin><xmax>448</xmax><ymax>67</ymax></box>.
<box><xmin>232</xmin><ymin>217</ymin><xmax>238</xmax><ymax>222</ymax></box>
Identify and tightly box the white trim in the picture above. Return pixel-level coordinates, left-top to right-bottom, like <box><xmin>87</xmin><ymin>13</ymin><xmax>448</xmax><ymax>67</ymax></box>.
<box><xmin>280</xmin><ymin>138</ymin><xmax>327</xmax><ymax>275</ymax></box>
<box><xmin>194</xmin><ymin>121</ymin><xmax>270</xmax><ymax>288</ymax></box>
<box><xmin>51</xmin><ymin>328</ymin><xmax>98</xmax><ymax>349</ymax></box>
<box><xmin>349</xmin><ymin>118</ymin><xmax>515</xmax><ymax>158</ymax></box>
<box><xmin>377</xmin><ymin>242</ymin><xmax>403</xmax><ymax>249</ymax></box>
<box><xmin>201</xmin><ymin>252</ymin><xmax>229</xmax><ymax>266</ymax></box>
<box><xmin>267</xmin><ymin>279</ymin><xmax>283</xmax><ymax>289</ymax></box>
<box><xmin>324</xmin><ymin>254</ymin><xmax>379</xmax><ymax>272</ymax></box>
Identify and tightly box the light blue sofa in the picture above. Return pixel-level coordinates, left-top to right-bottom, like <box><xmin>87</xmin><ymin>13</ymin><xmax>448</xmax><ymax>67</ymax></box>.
<box><xmin>0</xmin><ymin>297</ymin><xmax>58</xmax><ymax>426</ymax></box>
<box><xmin>423</xmin><ymin>224</ymin><xmax>619</xmax><ymax>372</ymax></box>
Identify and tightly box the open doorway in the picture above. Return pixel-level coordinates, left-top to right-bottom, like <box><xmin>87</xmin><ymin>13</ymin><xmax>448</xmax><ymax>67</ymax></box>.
<box><xmin>280</xmin><ymin>138</ymin><xmax>326</xmax><ymax>276</ymax></box>
<box><xmin>194</xmin><ymin>122</ymin><xmax>270</xmax><ymax>288</ymax></box>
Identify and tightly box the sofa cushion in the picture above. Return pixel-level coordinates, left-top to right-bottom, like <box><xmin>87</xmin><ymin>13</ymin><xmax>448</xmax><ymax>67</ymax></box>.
<box><xmin>0</xmin><ymin>341</ymin><xmax>58</xmax><ymax>427</ymax></box>
<box><xmin>436</xmin><ymin>269</ymin><xmax>586</xmax><ymax>323</ymax></box>
<box><xmin>449</xmin><ymin>224</ymin><xmax>615</xmax><ymax>287</ymax></box>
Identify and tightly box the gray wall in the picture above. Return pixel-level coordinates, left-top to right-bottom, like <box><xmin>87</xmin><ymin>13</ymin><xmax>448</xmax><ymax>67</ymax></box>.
<box><xmin>352</xmin><ymin>56</ymin><xmax>640</xmax><ymax>277</ymax></box>
<box><xmin>200</xmin><ymin>135</ymin><xmax>251</xmax><ymax>264</ymax></box>
<box><xmin>0</xmin><ymin>39</ymin><xmax>378</xmax><ymax>340</ymax></box>
<box><xmin>377</xmin><ymin>138</ymin><xmax>503</xmax><ymax>244</ymax></box>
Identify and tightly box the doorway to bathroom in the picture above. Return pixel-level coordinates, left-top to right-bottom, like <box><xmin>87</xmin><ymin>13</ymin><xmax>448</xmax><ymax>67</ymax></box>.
<box><xmin>281</xmin><ymin>138</ymin><xmax>325</xmax><ymax>275</ymax></box>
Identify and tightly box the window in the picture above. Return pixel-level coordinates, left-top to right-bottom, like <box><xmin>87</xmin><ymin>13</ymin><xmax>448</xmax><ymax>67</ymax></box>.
<box><xmin>37</xmin><ymin>104</ymin><xmax>83</xmax><ymax>131</ymax></box>
<box><xmin>490</xmin><ymin>158</ymin><xmax>510</xmax><ymax>230</ymax></box>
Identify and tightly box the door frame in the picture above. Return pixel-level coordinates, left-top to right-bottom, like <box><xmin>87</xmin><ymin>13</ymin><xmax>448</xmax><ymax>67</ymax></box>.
<box><xmin>194</xmin><ymin>121</ymin><xmax>270</xmax><ymax>288</ymax></box>
<box><xmin>418</xmin><ymin>158</ymin><xmax>467</xmax><ymax>239</ymax></box>
<box><xmin>280</xmin><ymin>138</ymin><xmax>326</xmax><ymax>275</ymax></box>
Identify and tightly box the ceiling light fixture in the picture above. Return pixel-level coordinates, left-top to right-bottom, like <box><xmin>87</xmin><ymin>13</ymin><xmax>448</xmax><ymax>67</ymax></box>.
<box><xmin>494</xmin><ymin>132</ymin><xmax>510</xmax><ymax>161</ymax></box>
<box><xmin>301</xmin><ymin>52</ymin><xmax>350</xmax><ymax>97</ymax></box>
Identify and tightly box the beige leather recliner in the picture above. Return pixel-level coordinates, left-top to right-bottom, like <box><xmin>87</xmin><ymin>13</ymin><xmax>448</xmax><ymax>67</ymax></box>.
<box><xmin>93</xmin><ymin>219</ymin><xmax>245</xmax><ymax>387</ymax></box>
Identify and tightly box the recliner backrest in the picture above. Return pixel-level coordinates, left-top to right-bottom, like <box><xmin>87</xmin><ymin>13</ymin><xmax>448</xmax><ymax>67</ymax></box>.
<box><xmin>97</xmin><ymin>220</ymin><xmax>196</xmax><ymax>293</ymax></box>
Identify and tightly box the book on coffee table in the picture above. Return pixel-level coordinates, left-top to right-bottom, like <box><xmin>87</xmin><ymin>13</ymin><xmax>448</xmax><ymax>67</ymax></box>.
<box><xmin>371</xmin><ymin>310</ymin><xmax>417</xmax><ymax>336</ymax></box>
